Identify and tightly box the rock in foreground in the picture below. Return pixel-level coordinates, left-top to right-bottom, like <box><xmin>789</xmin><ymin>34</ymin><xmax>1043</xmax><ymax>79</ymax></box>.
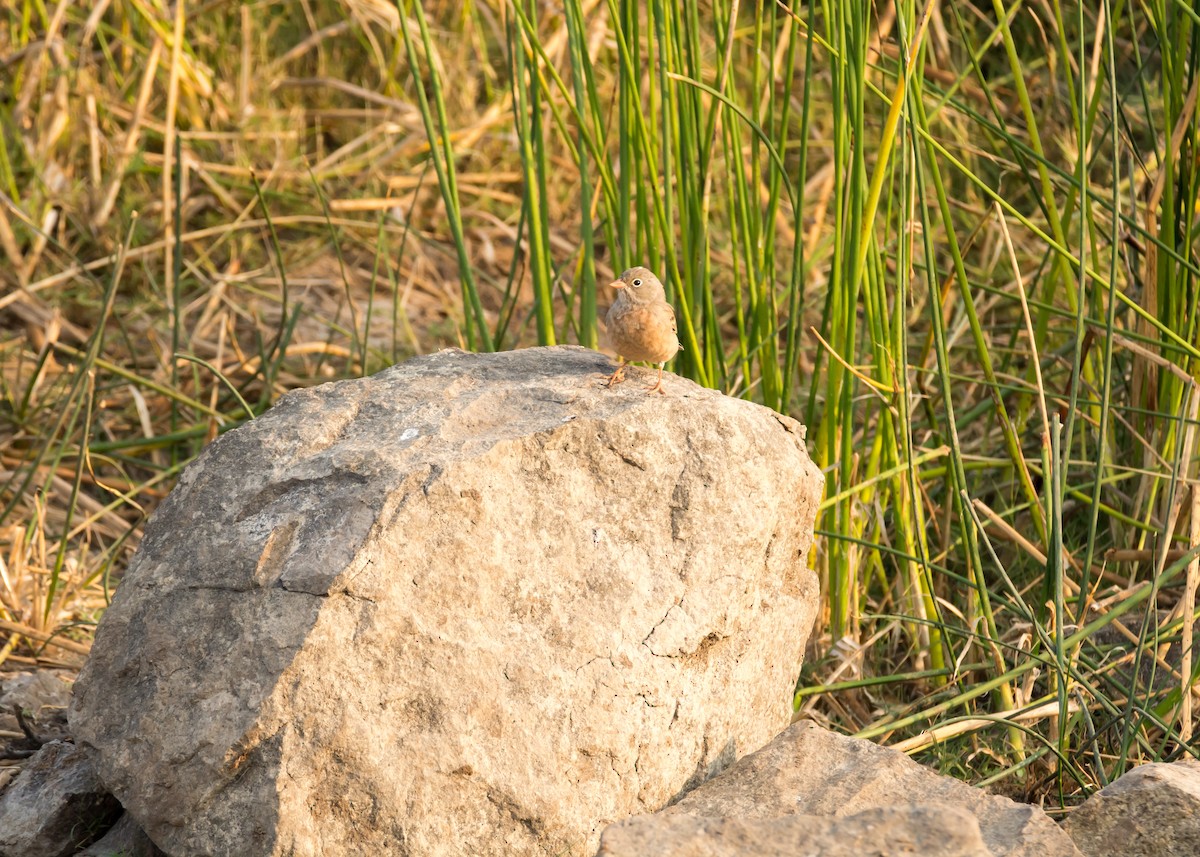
<box><xmin>78</xmin><ymin>813</ymin><xmax>165</xmax><ymax>857</ymax></box>
<box><xmin>70</xmin><ymin>347</ymin><xmax>823</xmax><ymax>856</ymax></box>
<box><xmin>0</xmin><ymin>741</ymin><xmax>121</xmax><ymax>857</ymax></box>
<box><xmin>599</xmin><ymin>804</ymin><xmax>994</xmax><ymax>857</ymax></box>
<box><xmin>1062</xmin><ymin>759</ymin><xmax>1200</xmax><ymax>857</ymax></box>
<box><xmin>601</xmin><ymin>719</ymin><xmax>1081</xmax><ymax>857</ymax></box>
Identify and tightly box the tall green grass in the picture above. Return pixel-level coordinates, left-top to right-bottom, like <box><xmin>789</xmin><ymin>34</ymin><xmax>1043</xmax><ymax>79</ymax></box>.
<box><xmin>397</xmin><ymin>0</ymin><xmax>1200</xmax><ymax>795</ymax></box>
<box><xmin>1</xmin><ymin>0</ymin><xmax>1198</xmax><ymax>802</ymax></box>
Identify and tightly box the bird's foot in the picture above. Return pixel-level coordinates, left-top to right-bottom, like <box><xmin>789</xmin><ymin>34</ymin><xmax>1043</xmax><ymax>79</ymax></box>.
<box><xmin>645</xmin><ymin>367</ymin><xmax>666</xmax><ymax>394</ymax></box>
<box><xmin>605</xmin><ymin>365</ymin><xmax>627</xmax><ymax>387</ymax></box>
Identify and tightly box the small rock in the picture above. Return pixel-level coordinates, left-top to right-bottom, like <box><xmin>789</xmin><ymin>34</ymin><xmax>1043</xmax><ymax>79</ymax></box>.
<box><xmin>78</xmin><ymin>812</ymin><xmax>166</xmax><ymax>857</ymax></box>
<box><xmin>0</xmin><ymin>740</ymin><xmax>121</xmax><ymax>857</ymax></box>
<box><xmin>0</xmin><ymin>671</ymin><xmax>73</xmax><ymax>735</ymax></box>
<box><xmin>645</xmin><ymin>720</ymin><xmax>1081</xmax><ymax>857</ymax></box>
<box><xmin>599</xmin><ymin>804</ymin><xmax>995</xmax><ymax>856</ymax></box>
<box><xmin>1062</xmin><ymin>758</ymin><xmax>1200</xmax><ymax>857</ymax></box>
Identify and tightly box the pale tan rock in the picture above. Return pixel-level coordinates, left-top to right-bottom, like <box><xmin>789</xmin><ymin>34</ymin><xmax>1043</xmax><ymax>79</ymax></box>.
<box><xmin>655</xmin><ymin>720</ymin><xmax>1081</xmax><ymax>857</ymax></box>
<box><xmin>1062</xmin><ymin>759</ymin><xmax>1200</xmax><ymax>856</ymax></box>
<box><xmin>598</xmin><ymin>804</ymin><xmax>996</xmax><ymax>856</ymax></box>
<box><xmin>70</xmin><ymin>347</ymin><xmax>823</xmax><ymax>857</ymax></box>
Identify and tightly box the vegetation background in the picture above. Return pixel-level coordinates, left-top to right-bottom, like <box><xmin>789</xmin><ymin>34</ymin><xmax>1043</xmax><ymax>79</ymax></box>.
<box><xmin>3</xmin><ymin>0</ymin><xmax>1199</xmax><ymax>812</ymax></box>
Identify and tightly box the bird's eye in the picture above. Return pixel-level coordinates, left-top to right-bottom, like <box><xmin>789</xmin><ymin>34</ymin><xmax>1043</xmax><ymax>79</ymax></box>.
<box><xmin>632</xmin><ymin>278</ymin><xmax>642</xmax><ymax>287</ymax></box>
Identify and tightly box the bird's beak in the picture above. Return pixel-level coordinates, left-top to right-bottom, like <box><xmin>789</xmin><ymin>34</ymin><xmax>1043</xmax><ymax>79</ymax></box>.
<box><xmin>607</xmin><ymin>279</ymin><xmax>625</xmax><ymax>290</ymax></box>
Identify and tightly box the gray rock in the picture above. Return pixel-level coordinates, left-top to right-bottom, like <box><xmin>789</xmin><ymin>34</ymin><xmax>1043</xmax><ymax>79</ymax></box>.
<box><xmin>78</xmin><ymin>812</ymin><xmax>166</xmax><ymax>857</ymax></box>
<box><xmin>0</xmin><ymin>740</ymin><xmax>121</xmax><ymax>857</ymax></box>
<box><xmin>70</xmin><ymin>347</ymin><xmax>823</xmax><ymax>857</ymax></box>
<box><xmin>1062</xmin><ymin>759</ymin><xmax>1200</xmax><ymax>856</ymax></box>
<box><xmin>0</xmin><ymin>671</ymin><xmax>73</xmax><ymax>735</ymax></box>
<box><xmin>599</xmin><ymin>804</ymin><xmax>996</xmax><ymax>856</ymax></box>
<box><xmin>655</xmin><ymin>720</ymin><xmax>1081</xmax><ymax>857</ymax></box>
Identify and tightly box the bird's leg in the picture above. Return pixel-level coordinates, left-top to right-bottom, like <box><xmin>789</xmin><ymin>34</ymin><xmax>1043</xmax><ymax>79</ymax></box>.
<box><xmin>605</xmin><ymin>357</ymin><xmax>628</xmax><ymax>387</ymax></box>
<box><xmin>645</xmin><ymin>364</ymin><xmax>666</xmax><ymax>394</ymax></box>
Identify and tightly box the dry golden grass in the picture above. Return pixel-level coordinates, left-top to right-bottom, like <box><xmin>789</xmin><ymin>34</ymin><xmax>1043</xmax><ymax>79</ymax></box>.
<box><xmin>3</xmin><ymin>0</ymin><xmax>662</xmax><ymax>663</ymax></box>
<box><xmin>0</xmin><ymin>0</ymin><xmax>545</xmax><ymax>669</ymax></box>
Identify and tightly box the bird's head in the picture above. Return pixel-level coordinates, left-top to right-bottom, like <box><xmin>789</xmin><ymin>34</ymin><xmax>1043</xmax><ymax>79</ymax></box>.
<box><xmin>608</xmin><ymin>266</ymin><xmax>666</xmax><ymax>304</ymax></box>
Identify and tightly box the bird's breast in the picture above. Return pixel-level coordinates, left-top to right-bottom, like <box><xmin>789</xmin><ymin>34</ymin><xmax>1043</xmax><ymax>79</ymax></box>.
<box><xmin>606</xmin><ymin>303</ymin><xmax>680</xmax><ymax>364</ymax></box>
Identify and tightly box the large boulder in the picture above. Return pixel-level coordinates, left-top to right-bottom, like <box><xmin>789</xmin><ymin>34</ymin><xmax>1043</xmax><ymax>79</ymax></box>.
<box><xmin>601</xmin><ymin>719</ymin><xmax>1082</xmax><ymax>857</ymax></box>
<box><xmin>70</xmin><ymin>346</ymin><xmax>823</xmax><ymax>856</ymax></box>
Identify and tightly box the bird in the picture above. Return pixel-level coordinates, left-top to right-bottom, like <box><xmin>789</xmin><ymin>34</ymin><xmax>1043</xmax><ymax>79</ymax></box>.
<box><xmin>604</xmin><ymin>266</ymin><xmax>681</xmax><ymax>394</ymax></box>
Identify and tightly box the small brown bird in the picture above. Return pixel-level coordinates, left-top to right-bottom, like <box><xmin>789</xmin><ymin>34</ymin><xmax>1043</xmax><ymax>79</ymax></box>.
<box><xmin>604</xmin><ymin>266</ymin><xmax>681</xmax><ymax>394</ymax></box>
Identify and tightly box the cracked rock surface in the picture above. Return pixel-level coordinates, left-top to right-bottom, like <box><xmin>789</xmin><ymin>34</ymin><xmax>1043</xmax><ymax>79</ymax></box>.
<box><xmin>69</xmin><ymin>346</ymin><xmax>823</xmax><ymax>857</ymax></box>
<box><xmin>598</xmin><ymin>804</ymin><xmax>996</xmax><ymax>857</ymax></box>
<box><xmin>612</xmin><ymin>719</ymin><xmax>1082</xmax><ymax>857</ymax></box>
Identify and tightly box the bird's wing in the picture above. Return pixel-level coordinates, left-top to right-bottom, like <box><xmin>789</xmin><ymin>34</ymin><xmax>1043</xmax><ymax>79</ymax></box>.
<box><xmin>657</xmin><ymin>301</ymin><xmax>677</xmax><ymax>335</ymax></box>
<box><xmin>652</xmin><ymin>301</ymin><xmax>682</xmax><ymax>351</ymax></box>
